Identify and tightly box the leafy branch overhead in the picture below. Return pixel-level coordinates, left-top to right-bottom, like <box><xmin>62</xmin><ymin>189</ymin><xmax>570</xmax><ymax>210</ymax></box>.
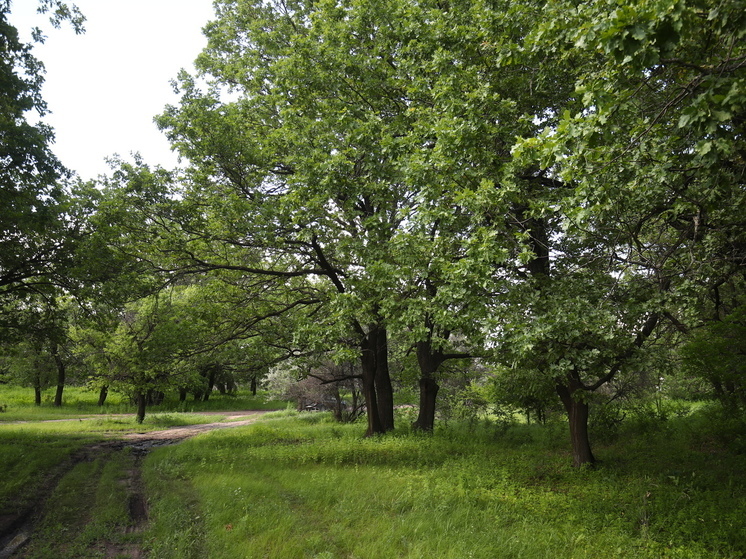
<box><xmin>0</xmin><ymin>0</ymin><xmax>743</xmax><ymax>467</ymax></box>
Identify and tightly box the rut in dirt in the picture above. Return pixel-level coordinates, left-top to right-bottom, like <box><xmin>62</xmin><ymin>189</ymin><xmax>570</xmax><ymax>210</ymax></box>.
<box><xmin>0</xmin><ymin>410</ymin><xmax>271</xmax><ymax>558</ymax></box>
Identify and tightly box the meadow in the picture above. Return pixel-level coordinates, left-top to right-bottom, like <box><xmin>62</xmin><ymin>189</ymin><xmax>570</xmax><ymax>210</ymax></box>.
<box><xmin>1</xmin><ymin>386</ymin><xmax>745</xmax><ymax>558</ymax></box>
<box><xmin>142</xmin><ymin>408</ymin><xmax>746</xmax><ymax>559</ymax></box>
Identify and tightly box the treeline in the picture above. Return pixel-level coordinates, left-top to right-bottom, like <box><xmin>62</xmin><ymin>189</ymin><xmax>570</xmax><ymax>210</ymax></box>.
<box><xmin>0</xmin><ymin>0</ymin><xmax>744</xmax><ymax>466</ymax></box>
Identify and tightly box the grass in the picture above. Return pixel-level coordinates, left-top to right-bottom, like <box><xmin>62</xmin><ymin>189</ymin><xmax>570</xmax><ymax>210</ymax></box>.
<box><xmin>0</xmin><ymin>385</ymin><xmax>288</xmax><ymax>421</ymax></box>
<box><xmin>142</xmin><ymin>409</ymin><xmax>746</xmax><ymax>559</ymax></box>
<box><xmin>20</xmin><ymin>448</ymin><xmax>139</xmax><ymax>559</ymax></box>
<box><xmin>0</xmin><ymin>384</ymin><xmax>287</xmax><ymax>541</ymax></box>
<box><xmin>2</xmin><ymin>384</ymin><xmax>744</xmax><ymax>558</ymax></box>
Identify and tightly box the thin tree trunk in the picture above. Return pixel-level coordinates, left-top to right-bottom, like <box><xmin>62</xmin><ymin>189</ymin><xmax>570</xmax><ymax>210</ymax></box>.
<box><xmin>250</xmin><ymin>375</ymin><xmax>257</xmax><ymax>396</ymax></box>
<box><xmin>556</xmin><ymin>381</ymin><xmax>595</xmax><ymax>467</ymax></box>
<box><xmin>97</xmin><ymin>385</ymin><xmax>109</xmax><ymax>406</ymax></box>
<box><xmin>135</xmin><ymin>391</ymin><xmax>147</xmax><ymax>424</ymax></box>
<box><xmin>51</xmin><ymin>343</ymin><xmax>65</xmax><ymax>407</ymax></box>
<box><xmin>34</xmin><ymin>383</ymin><xmax>42</xmax><ymax>406</ymax></box>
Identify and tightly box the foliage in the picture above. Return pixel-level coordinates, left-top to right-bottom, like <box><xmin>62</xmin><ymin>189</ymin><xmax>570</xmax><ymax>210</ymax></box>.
<box><xmin>681</xmin><ymin>305</ymin><xmax>746</xmax><ymax>413</ymax></box>
<box><xmin>0</xmin><ymin>1</ymin><xmax>85</xmax><ymax>314</ymax></box>
<box><xmin>3</xmin><ymin>0</ymin><xmax>744</xmax><ymax>466</ymax></box>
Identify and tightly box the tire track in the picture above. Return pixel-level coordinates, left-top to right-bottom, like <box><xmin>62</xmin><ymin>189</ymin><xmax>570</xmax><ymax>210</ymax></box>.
<box><xmin>0</xmin><ymin>410</ymin><xmax>272</xmax><ymax>558</ymax></box>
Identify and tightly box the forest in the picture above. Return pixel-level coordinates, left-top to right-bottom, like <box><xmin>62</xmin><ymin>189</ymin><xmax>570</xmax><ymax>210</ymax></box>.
<box><xmin>1</xmin><ymin>0</ymin><xmax>745</xmax><ymax>474</ymax></box>
<box><xmin>2</xmin><ymin>0</ymin><xmax>746</xmax><ymax>556</ymax></box>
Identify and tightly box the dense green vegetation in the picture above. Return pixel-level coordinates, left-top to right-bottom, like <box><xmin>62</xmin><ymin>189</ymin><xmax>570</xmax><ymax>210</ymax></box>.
<box><xmin>0</xmin><ymin>0</ymin><xmax>745</xmax><ymax>553</ymax></box>
<box><xmin>143</xmin><ymin>410</ymin><xmax>746</xmax><ymax>558</ymax></box>
<box><xmin>2</xmin><ymin>0</ymin><xmax>743</xmax><ymax>466</ymax></box>
<box><xmin>0</xmin><ymin>391</ymin><xmax>744</xmax><ymax>557</ymax></box>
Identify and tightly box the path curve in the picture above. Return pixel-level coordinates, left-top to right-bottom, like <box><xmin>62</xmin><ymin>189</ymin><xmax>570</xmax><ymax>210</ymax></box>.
<box><xmin>0</xmin><ymin>410</ymin><xmax>275</xmax><ymax>558</ymax></box>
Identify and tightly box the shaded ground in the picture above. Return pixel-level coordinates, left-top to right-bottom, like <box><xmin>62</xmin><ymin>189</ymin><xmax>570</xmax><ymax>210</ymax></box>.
<box><xmin>0</xmin><ymin>410</ymin><xmax>272</xmax><ymax>558</ymax></box>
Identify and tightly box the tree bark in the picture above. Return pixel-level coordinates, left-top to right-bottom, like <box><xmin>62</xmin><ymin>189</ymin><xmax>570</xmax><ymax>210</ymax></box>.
<box><xmin>250</xmin><ymin>375</ymin><xmax>257</xmax><ymax>396</ymax></box>
<box><xmin>360</xmin><ymin>355</ymin><xmax>383</xmax><ymax>436</ymax></box>
<box><xmin>34</xmin><ymin>383</ymin><xmax>41</xmax><ymax>406</ymax></box>
<box><xmin>412</xmin><ymin>340</ymin><xmax>442</xmax><ymax>432</ymax></box>
<box><xmin>556</xmin><ymin>381</ymin><xmax>595</xmax><ymax>467</ymax></box>
<box><xmin>97</xmin><ymin>385</ymin><xmax>109</xmax><ymax>406</ymax></box>
<box><xmin>135</xmin><ymin>391</ymin><xmax>147</xmax><ymax>424</ymax></box>
<box><xmin>51</xmin><ymin>342</ymin><xmax>65</xmax><ymax>407</ymax></box>
<box><xmin>373</xmin><ymin>327</ymin><xmax>394</xmax><ymax>432</ymax></box>
<box><xmin>360</xmin><ymin>326</ymin><xmax>385</xmax><ymax>436</ymax></box>
<box><xmin>357</xmin><ymin>322</ymin><xmax>394</xmax><ymax>436</ymax></box>
<box><xmin>202</xmin><ymin>364</ymin><xmax>220</xmax><ymax>402</ymax></box>
<box><xmin>413</xmin><ymin>376</ymin><xmax>439</xmax><ymax>432</ymax></box>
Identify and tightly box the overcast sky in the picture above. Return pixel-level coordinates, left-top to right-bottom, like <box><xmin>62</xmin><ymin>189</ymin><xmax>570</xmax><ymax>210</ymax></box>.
<box><xmin>10</xmin><ymin>0</ymin><xmax>215</xmax><ymax>181</ymax></box>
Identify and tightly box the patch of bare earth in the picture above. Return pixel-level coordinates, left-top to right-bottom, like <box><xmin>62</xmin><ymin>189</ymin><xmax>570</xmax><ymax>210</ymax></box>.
<box><xmin>0</xmin><ymin>410</ymin><xmax>272</xmax><ymax>558</ymax></box>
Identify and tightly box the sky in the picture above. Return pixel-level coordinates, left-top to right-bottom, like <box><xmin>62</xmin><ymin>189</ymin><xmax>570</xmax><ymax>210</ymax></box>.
<box><xmin>9</xmin><ymin>0</ymin><xmax>215</xmax><ymax>181</ymax></box>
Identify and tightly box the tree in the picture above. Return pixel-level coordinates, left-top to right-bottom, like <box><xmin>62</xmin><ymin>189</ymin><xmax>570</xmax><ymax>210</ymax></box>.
<box><xmin>155</xmin><ymin>0</ymin><xmax>580</xmax><ymax>436</ymax></box>
<box><xmin>0</xmin><ymin>1</ymin><xmax>83</xmax><ymax>303</ymax></box>
<box><xmin>0</xmin><ymin>293</ymin><xmax>76</xmax><ymax>405</ymax></box>
<box><xmin>156</xmin><ymin>0</ymin><xmax>424</xmax><ymax>435</ymax></box>
<box><xmin>501</xmin><ymin>0</ymin><xmax>746</xmax><ymax>466</ymax></box>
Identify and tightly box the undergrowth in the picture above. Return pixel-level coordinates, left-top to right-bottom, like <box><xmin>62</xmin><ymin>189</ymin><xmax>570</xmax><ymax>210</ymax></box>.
<box><xmin>143</xmin><ymin>407</ymin><xmax>746</xmax><ymax>558</ymax></box>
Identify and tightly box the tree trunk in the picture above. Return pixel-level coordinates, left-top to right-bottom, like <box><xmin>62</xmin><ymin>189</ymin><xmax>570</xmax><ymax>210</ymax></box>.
<box><xmin>51</xmin><ymin>342</ymin><xmax>65</xmax><ymax>407</ymax></box>
<box><xmin>360</xmin><ymin>329</ymin><xmax>384</xmax><ymax>436</ymax></box>
<box><xmin>250</xmin><ymin>375</ymin><xmax>257</xmax><ymax>396</ymax></box>
<box><xmin>135</xmin><ymin>391</ymin><xmax>147</xmax><ymax>424</ymax></box>
<box><xmin>373</xmin><ymin>327</ymin><xmax>394</xmax><ymax>432</ymax></box>
<box><xmin>179</xmin><ymin>388</ymin><xmax>187</xmax><ymax>402</ymax></box>
<box><xmin>412</xmin><ymin>341</ymin><xmax>443</xmax><ymax>432</ymax></box>
<box><xmin>556</xmin><ymin>381</ymin><xmax>595</xmax><ymax>468</ymax></box>
<box><xmin>97</xmin><ymin>385</ymin><xmax>109</xmax><ymax>406</ymax></box>
<box><xmin>34</xmin><ymin>384</ymin><xmax>42</xmax><ymax>406</ymax></box>
<box><xmin>413</xmin><ymin>376</ymin><xmax>439</xmax><ymax>432</ymax></box>
<box><xmin>202</xmin><ymin>364</ymin><xmax>219</xmax><ymax>402</ymax></box>
<box><xmin>358</xmin><ymin>323</ymin><xmax>394</xmax><ymax>435</ymax></box>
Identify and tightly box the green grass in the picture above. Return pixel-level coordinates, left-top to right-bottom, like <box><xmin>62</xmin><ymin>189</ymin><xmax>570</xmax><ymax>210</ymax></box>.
<box><xmin>142</xmin><ymin>410</ymin><xmax>746</xmax><ymax>559</ymax></box>
<box><xmin>20</xmin><ymin>448</ymin><xmax>140</xmax><ymax>559</ymax></box>
<box><xmin>2</xmin><ymin>385</ymin><xmax>744</xmax><ymax>558</ymax></box>
<box><xmin>0</xmin><ymin>428</ymin><xmax>94</xmax><ymax>517</ymax></box>
<box><xmin>0</xmin><ymin>385</ymin><xmax>288</xmax><ymax>421</ymax></box>
<box><xmin>0</xmin><ymin>384</ymin><xmax>285</xmax><ymax>532</ymax></box>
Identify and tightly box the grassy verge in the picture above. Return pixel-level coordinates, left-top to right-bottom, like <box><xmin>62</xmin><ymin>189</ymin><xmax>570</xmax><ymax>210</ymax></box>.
<box><xmin>0</xmin><ymin>427</ymin><xmax>94</xmax><ymax>518</ymax></box>
<box><xmin>0</xmin><ymin>385</ymin><xmax>288</xmax><ymax>421</ymax></box>
<box><xmin>20</xmin><ymin>448</ymin><xmax>140</xmax><ymax>559</ymax></box>
<box><xmin>143</xmin><ymin>409</ymin><xmax>746</xmax><ymax>559</ymax></box>
<box><xmin>0</xmin><ymin>411</ymin><xmax>250</xmax><ymax>517</ymax></box>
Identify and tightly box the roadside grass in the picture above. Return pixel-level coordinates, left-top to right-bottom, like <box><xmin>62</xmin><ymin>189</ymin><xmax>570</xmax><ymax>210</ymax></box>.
<box><xmin>0</xmin><ymin>385</ymin><xmax>287</xmax><ymax>421</ymax></box>
<box><xmin>20</xmin><ymin>448</ymin><xmax>140</xmax><ymax>559</ymax></box>
<box><xmin>0</xmin><ymin>411</ymin><xmax>238</xmax><ymax>518</ymax></box>
<box><xmin>0</xmin><ymin>427</ymin><xmax>94</xmax><ymax>518</ymax></box>
<box><xmin>0</xmin><ymin>386</ymin><xmax>129</xmax><ymax>421</ymax></box>
<box><xmin>143</xmin><ymin>409</ymin><xmax>746</xmax><ymax>559</ymax></box>
<box><xmin>0</xmin><ymin>385</ymin><xmax>283</xmax><ymax>528</ymax></box>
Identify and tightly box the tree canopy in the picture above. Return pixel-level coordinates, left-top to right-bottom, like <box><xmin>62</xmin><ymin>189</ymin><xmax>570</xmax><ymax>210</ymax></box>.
<box><xmin>2</xmin><ymin>0</ymin><xmax>744</xmax><ymax>467</ymax></box>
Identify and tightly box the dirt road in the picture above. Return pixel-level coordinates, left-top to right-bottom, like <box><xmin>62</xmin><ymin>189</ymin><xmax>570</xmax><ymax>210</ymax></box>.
<box><xmin>0</xmin><ymin>410</ymin><xmax>273</xmax><ymax>558</ymax></box>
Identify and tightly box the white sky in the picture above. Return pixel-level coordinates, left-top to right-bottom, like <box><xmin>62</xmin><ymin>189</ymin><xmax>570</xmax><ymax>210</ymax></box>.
<box><xmin>9</xmin><ymin>0</ymin><xmax>215</xmax><ymax>181</ymax></box>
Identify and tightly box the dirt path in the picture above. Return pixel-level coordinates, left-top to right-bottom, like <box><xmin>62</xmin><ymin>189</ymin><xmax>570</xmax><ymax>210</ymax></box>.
<box><xmin>0</xmin><ymin>410</ymin><xmax>273</xmax><ymax>558</ymax></box>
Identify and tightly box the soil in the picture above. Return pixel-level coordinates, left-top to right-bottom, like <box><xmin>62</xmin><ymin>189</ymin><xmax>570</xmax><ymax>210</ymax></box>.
<box><xmin>0</xmin><ymin>410</ymin><xmax>274</xmax><ymax>559</ymax></box>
